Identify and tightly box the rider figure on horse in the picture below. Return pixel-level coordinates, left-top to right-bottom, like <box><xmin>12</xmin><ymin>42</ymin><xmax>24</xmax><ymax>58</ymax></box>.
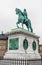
<box><xmin>15</xmin><ymin>8</ymin><xmax>33</xmax><ymax>32</ymax></box>
<box><xmin>23</xmin><ymin>9</ymin><xmax>28</xmax><ymax>20</ymax></box>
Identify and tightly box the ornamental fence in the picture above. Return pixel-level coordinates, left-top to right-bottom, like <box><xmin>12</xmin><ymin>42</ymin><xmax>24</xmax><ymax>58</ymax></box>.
<box><xmin>0</xmin><ymin>59</ymin><xmax>42</xmax><ymax>65</ymax></box>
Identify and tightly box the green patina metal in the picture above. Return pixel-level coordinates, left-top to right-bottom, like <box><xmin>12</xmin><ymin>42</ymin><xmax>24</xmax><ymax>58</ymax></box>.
<box><xmin>32</xmin><ymin>41</ymin><xmax>36</xmax><ymax>51</ymax></box>
<box><xmin>15</xmin><ymin>8</ymin><xmax>33</xmax><ymax>32</ymax></box>
<box><xmin>23</xmin><ymin>39</ymin><xmax>28</xmax><ymax>50</ymax></box>
<box><xmin>9</xmin><ymin>38</ymin><xmax>19</xmax><ymax>50</ymax></box>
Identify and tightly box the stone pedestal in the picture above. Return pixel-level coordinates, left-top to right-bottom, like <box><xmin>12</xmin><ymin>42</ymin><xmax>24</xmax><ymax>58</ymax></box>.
<box><xmin>4</xmin><ymin>28</ymin><xmax>41</xmax><ymax>59</ymax></box>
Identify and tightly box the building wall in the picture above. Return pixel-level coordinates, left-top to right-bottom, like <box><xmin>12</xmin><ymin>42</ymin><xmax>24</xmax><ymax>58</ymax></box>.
<box><xmin>39</xmin><ymin>45</ymin><xmax>42</xmax><ymax>58</ymax></box>
<box><xmin>0</xmin><ymin>40</ymin><xmax>8</xmax><ymax>59</ymax></box>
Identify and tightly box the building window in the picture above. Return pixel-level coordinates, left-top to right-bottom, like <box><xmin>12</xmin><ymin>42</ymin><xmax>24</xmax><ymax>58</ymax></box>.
<box><xmin>23</xmin><ymin>39</ymin><xmax>28</xmax><ymax>50</ymax></box>
<box><xmin>9</xmin><ymin>38</ymin><xmax>19</xmax><ymax>50</ymax></box>
<box><xmin>32</xmin><ymin>41</ymin><xmax>36</xmax><ymax>51</ymax></box>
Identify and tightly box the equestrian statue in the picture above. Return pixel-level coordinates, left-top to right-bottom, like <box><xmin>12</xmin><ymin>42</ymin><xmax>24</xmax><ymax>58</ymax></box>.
<box><xmin>15</xmin><ymin>8</ymin><xmax>33</xmax><ymax>32</ymax></box>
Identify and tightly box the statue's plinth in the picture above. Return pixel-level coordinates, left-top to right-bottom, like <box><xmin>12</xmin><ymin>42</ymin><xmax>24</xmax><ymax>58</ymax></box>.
<box><xmin>4</xmin><ymin>28</ymin><xmax>41</xmax><ymax>59</ymax></box>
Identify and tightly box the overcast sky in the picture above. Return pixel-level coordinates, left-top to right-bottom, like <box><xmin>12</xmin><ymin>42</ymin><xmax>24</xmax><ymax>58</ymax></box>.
<box><xmin>0</xmin><ymin>0</ymin><xmax>42</xmax><ymax>44</ymax></box>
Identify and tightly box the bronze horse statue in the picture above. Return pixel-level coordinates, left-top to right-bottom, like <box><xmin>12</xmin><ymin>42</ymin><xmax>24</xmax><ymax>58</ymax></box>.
<box><xmin>15</xmin><ymin>8</ymin><xmax>33</xmax><ymax>32</ymax></box>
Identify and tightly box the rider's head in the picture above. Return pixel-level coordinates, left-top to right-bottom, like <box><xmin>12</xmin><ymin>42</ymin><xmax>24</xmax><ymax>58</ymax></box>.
<box><xmin>24</xmin><ymin>9</ymin><xmax>26</xmax><ymax>11</ymax></box>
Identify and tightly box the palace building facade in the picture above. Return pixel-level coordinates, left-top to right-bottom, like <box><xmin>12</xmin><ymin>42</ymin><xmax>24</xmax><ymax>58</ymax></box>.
<box><xmin>0</xmin><ymin>33</ymin><xmax>8</xmax><ymax>59</ymax></box>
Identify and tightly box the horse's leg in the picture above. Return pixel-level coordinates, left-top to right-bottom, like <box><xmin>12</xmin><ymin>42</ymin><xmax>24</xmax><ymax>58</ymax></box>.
<box><xmin>26</xmin><ymin>24</ymin><xmax>29</xmax><ymax>31</ymax></box>
<box><xmin>16</xmin><ymin>22</ymin><xmax>19</xmax><ymax>28</ymax></box>
<box><xmin>30</xmin><ymin>25</ymin><xmax>33</xmax><ymax>32</ymax></box>
<box><xmin>31</xmin><ymin>27</ymin><xmax>33</xmax><ymax>32</ymax></box>
<box><xmin>22</xmin><ymin>21</ymin><xmax>23</xmax><ymax>29</ymax></box>
<box><xmin>27</xmin><ymin>22</ymin><xmax>30</xmax><ymax>32</ymax></box>
<box><xmin>27</xmin><ymin>26</ymin><xmax>29</xmax><ymax>31</ymax></box>
<box><xmin>28</xmin><ymin>19</ymin><xmax>33</xmax><ymax>32</ymax></box>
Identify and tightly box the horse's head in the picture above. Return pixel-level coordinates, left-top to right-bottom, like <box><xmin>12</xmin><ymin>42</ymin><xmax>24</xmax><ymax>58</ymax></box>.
<box><xmin>15</xmin><ymin>8</ymin><xmax>23</xmax><ymax>15</ymax></box>
<box><xmin>15</xmin><ymin>8</ymin><xmax>20</xmax><ymax>14</ymax></box>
